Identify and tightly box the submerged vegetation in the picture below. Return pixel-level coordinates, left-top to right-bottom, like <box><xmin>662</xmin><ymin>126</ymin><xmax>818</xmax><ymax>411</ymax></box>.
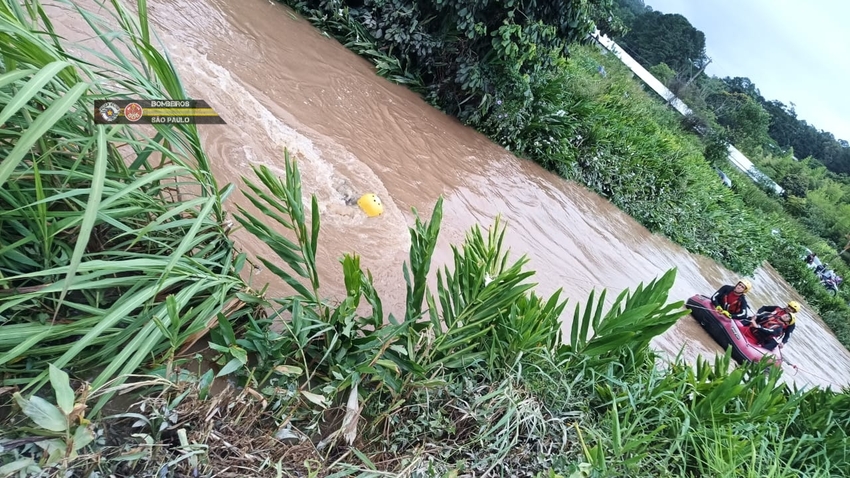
<box><xmin>2</xmin><ymin>0</ymin><xmax>850</xmax><ymax>477</ymax></box>
<box><xmin>277</xmin><ymin>0</ymin><xmax>850</xmax><ymax>350</ymax></box>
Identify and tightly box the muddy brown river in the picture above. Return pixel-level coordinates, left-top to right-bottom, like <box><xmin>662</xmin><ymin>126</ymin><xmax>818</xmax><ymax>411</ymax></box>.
<box><xmin>52</xmin><ymin>0</ymin><xmax>850</xmax><ymax>390</ymax></box>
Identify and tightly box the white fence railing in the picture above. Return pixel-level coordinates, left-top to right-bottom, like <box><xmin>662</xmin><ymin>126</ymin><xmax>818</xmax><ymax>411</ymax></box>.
<box><xmin>590</xmin><ymin>30</ymin><xmax>784</xmax><ymax>195</ymax></box>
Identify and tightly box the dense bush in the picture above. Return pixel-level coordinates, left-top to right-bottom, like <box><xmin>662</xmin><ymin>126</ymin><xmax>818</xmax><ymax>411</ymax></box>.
<box><xmin>729</xmin><ymin>170</ymin><xmax>786</xmax><ymax>216</ymax></box>
<box><xmin>764</xmin><ymin>225</ymin><xmax>850</xmax><ymax>347</ymax></box>
<box><xmin>498</xmin><ymin>46</ymin><xmax>778</xmax><ymax>273</ymax></box>
<box><xmin>287</xmin><ymin>0</ymin><xmax>616</xmax><ymax>125</ymax></box>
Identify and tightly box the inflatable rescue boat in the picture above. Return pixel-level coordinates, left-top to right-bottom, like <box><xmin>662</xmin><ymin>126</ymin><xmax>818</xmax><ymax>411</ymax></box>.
<box><xmin>686</xmin><ymin>294</ymin><xmax>782</xmax><ymax>367</ymax></box>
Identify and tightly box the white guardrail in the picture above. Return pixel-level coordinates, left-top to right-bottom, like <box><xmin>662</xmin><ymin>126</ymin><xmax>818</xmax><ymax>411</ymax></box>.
<box><xmin>589</xmin><ymin>30</ymin><xmax>785</xmax><ymax>195</ymax></box>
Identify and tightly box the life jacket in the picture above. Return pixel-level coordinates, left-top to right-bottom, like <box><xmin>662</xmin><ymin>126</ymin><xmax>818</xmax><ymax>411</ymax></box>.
<box><xmin>755</xmin><ymin>309</ymin><xmax>789</xmax><ymax>335</ymax></box>
<box><xmin>720</xmin><ymin>291</ymin><xmax>744</xmax><ymax>314</ymax></box>
<box><xmin>759</xmin><ymin>316</ymin><xmax>785</xmax><ymax>332</ymax></box>
<box><xmin>741</xmin><ymin>325</ymin><xmax>760</xmax><ymax>345</ymax></box>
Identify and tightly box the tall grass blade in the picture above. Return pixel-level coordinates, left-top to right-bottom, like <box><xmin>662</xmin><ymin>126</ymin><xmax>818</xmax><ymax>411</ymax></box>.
<box><xmin>0</xmin><ymin>0</ymin><xmax>256</xmax><ymax>406</ymax></box>
<box><xmin>52</xmin><ymin>125</ymin><xmax>108</xmax><ymax>321</ymax></box>
<box><xmin>0</xmin><ymin>81</ymin><xmax>88</xmax><ymax>189</ymax></box>
<box><xmin>0</xmin><ymin>61</ymin><xmax>68</xmax><ymax>124</ymax></box>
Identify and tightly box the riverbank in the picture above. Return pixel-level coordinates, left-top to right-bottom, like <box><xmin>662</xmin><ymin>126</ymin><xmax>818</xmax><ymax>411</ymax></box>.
<box><xmin>3</xmin><ymin>1</ymin><xmax>850</xmax><ymax>477</ymax></box>
<box><xmin>272</xmin><ymin>0</ymin><xmax>850</xmax><ymax>351</ymax></box>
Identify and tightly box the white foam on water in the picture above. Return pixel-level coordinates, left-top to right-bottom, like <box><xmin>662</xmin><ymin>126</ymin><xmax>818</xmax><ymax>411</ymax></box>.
<box><xmin>145</xmin><ymin>28</ymin><xmax>413</xmax><ymax>277</ymax></box>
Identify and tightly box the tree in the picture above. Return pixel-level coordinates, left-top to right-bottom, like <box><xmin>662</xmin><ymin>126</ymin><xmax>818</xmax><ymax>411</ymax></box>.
<box><xmin>602</xmin><ymin>0</ymin><xmax>653</xmax><ymax>34</ymax></box>
<box><xmin>722</xmin><ymin>76</ymin><xmax>763</xmax><ymax>101</ymax></box>
<box><xmin>761</xmin><ymin>99</ymin><xmax>800</xmax><ymax>149</ymax></box>
<box><xmin>617</xmin><ymin>11</ymin><xmax>708</xmax><ymax>73</ymax></box>
<box><xmin>302</xmin><ymin>0</ymin><xmax>621</xmax><ymax>127</ymax></box>
<box><xmin>722</xmin><ymin>80</ymin><xmax>850</xmax><ymax>176</ymax></box>
<box><xmin>722</xmin><ymin>94</ymin><xmax>771</xmax><ymax>154</ymax></box>
<box><xmin>648</xmin><ymin>62</ymin><xmax>676</xmax><ymax>86</ymax></box>
<box><xmin>780</xmin><ymin>173</ymin><xmax>809</xmax><ymax>198</ymax></box>
<box><xmin>703</xmin><ymin>129</ymin><xmax>731</xmax><ymax>166</ymax></box>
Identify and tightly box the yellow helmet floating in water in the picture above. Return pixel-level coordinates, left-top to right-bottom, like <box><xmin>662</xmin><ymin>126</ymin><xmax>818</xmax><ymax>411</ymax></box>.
<box><xmin>357</xmin><ymin>193</ymin><xmax>383</xmax><ymax>217</ymax></box>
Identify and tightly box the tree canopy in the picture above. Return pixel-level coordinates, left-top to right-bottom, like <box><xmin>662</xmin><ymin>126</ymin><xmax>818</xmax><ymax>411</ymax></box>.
<box><xmin>603</xmin><ymin>0</ymin><xmax>850</xmax><ymax>253</ymax></box>
<box><xmin>616</xmin><ymin>10</ymin><xmax>708</xmax><ymax>74</ymax></box>
<box><xmin>606</xmin><ymin>1</ymin><xmax>850</xmax><ymax>177</ymax></box>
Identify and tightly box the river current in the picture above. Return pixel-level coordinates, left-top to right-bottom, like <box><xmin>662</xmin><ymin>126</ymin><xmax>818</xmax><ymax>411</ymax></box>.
<box><xmin>50</xmin><ymin>0</ymin><xmax>850</xmax><ymax>390</ymax></box>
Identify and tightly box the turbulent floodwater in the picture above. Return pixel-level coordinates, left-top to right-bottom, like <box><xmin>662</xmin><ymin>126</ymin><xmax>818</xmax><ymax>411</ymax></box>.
<box><xmin>51</xmin><ymin>0</ymin><xmax>850</xmax><ymax>390</ymax></box>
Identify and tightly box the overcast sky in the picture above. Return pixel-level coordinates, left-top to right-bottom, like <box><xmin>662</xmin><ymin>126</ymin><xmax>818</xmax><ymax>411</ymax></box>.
<box><xmin>643</xmin><ymin>0</ymin><xmax>850</xmax><ymax>143</ymax></box>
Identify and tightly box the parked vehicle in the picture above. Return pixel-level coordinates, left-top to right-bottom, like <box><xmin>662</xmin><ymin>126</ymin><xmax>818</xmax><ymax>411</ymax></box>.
<box><xmin>819</xmin><ymin>270</ymin><xmax>843</xmax><ymax>296</ymax></box>
<box><xmin>802</xmin><ymin>250</ymin><xmax>840</xmax><ymax>294</ymax></box>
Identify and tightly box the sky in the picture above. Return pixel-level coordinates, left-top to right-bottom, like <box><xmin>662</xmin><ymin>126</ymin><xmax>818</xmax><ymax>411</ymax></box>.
<box><xmin>642</xmin><ymin>0</ymin><xmax>850</xmax><ymax>143</ymax></box>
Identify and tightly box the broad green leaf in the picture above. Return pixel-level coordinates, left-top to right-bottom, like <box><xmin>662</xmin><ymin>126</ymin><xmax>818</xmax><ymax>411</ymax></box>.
<box><xmin>198</xmin><ymin>369</ymin><xmax>215</xmax><ymax>400</ymax></box>
<box><xmin>274</xmin><ymin>365</ymin><xmax>304</xmax><ymax>376</ymax></box>
<box><xmin>301</xmin><ymin>390</ymin><xmax>329</xmax><ymax>408</ymax></box>
<box><xmin>208</xmin><ymin>343</ymin><xmax>230</xmax><ymax>353</ymax></box>
<box><xmin>376</xmin><ymin>359</ymin><xmax>400</xmax><ymax>375</ymax></box>
<box><xmin>582</xmin><ymin>331</ymin><xmax>637</xmax><ymax>356</ymax></box>
<box><xmin>137</xmin><ymin>0</ymin><xmax>150</xmax><ymax>44</ymax></box>
<box><xmin>216</xmin><ymin>357</ymin><xmax>243</xmax><ymax>377</ymax></box>
<box><xmin>0</xmin><ymin>458</ymin><xmax>35</xmax><ymax>476</ymax></box>
<box><xmin>39</xmin><ymin>439</ymin><xmax>67</xmax><ymax>465</ymax></box>
<box><xmin>165</xmin><ymin>295</ymin><xmax>180</xmax><ymax>330</ymax></box>
<box><xmin>229</xmin><ymin>345</ymin><xmax>248</xmax><ymax>365</ymax></box>
<box><xmin>150</xmin><ymin>316</ymin><xmax>173</xmax><ymax>341</ymax></box>
<box><xmin>215</xmin><ymin>313</ymin><xmax>237</xmax><ymax>345</ymax></box>
<box><xmin>310</xmin><ymin>194</ymin><xmax>320</xmax><ymax>262</ymax></box>
<box><xmin>351</xmin><ymin>447</ymin><xmax>377</xmax><ymax>470</ymax></box>
<box><xmin>13</xmin><ymin>392</ymin><xmax>67</xmax><ymax>432</ymax></box>
<box><xmin>48</xmin><ymin>364</ymin><xmax>75</xmax><ymax>415</ymax></box>
<box><xmin>73</xmin><ymin>424</ymin><xmax>96</xmax><ymax>450</ymax></box>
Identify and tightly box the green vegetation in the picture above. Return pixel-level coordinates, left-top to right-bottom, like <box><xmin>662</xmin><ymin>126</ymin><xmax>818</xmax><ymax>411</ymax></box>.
<box><xmin>6</xmin><ymin>136</ymin><xmax>850</xmax><ymax>476</ymax></box>
<box><xmin>6</xmin><ymin>137</ymin><xmax>850</xmax><ymax>476</ymax></box>
<box><xmin>602</xmin><ymin>0</ymin><xmax>850</xmax><ymax>342</ymax></box>
<box><xmin>277</xmin><ymin>0</ymin><xmax>850</xmax><ymax>349</ymax></box>
<box><xmin>0</xmin><ymin>0</ymin><xmax>258</xmax><ymax>414</ymax></box>
<box><xmin>618</xmin><ymin>9</ymin><xmax>708</xmax><ymax>74</ymax></box>
<box><xmin>605</xmin><ymin>0</ymin><xmax>850</xmax><ymax>254</ymax></box>
<box><xmin>3</xmin><ymin>0</ymin><xmax>850</xmax><ymax>477</ymax></box>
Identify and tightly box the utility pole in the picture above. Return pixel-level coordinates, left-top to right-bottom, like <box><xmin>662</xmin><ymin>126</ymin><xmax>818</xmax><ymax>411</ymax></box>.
<box><xmin>841</xmin><ymin>234</ymin><xmax>850</xmax><ymax>255</ymax></box>
<box><xmin>666</xmin><ymin>57</ymin><xmax>711</xmax><ymax>106</ymax></box>
<box><xmin>683</xmin><ymin>57</ymin><xmax>712</xmax><ymax>89</ymax></box>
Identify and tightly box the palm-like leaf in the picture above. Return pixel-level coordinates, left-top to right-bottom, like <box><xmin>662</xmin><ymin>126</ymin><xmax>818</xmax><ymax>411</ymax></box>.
<box><xmin>0</xmin><ymin>0</ymin><xmax>255</xmax><ymax>414</ymax></box>
<box><xmin>232</xmin><ymin>153</ymin><xmax>321</xmax><ymax>304</ymax></box>
<box><xmin>563</xmin><ymin>268</ymin><xmax>687</xmax><ymax>365</ymax></box>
